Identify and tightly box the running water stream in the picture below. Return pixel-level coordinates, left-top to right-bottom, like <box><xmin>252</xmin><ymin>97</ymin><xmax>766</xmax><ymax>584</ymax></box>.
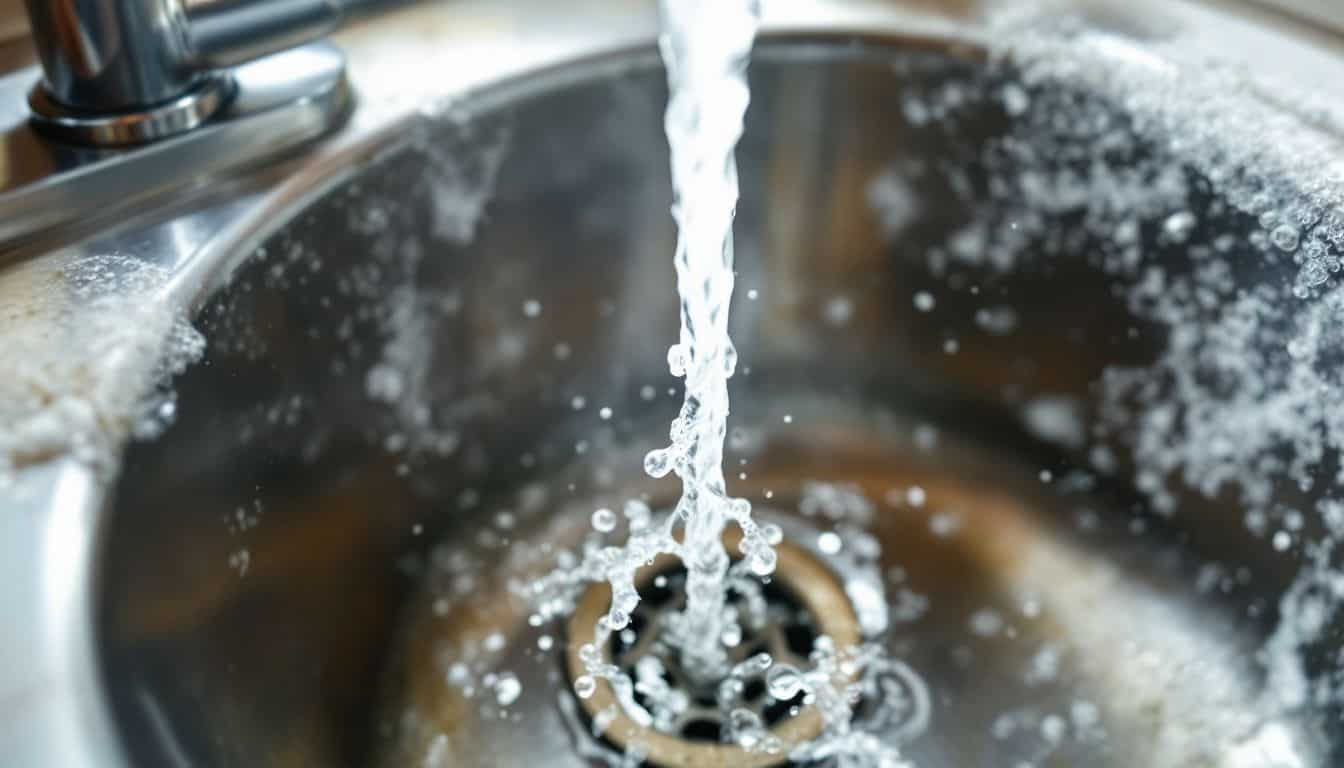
<box><xmin>641</xmin><ymin>0</ymin><xmax>771</xmax><ymax>686</ymax></box>
<box><xmin>529</xmin><ymin>1</ymin><xmax>926</xmax><ymax>763</ymax></box>
<box><xmin>531</xmin><ymin>0</ymin><xmax>772</xmax><ymax>683</ymax></box>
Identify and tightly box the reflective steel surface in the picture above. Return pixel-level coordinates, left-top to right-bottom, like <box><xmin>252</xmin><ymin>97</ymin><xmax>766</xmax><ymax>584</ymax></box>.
<box><xmin>101</xmin><ymin>35</ymin><xmax>1340</xmax><ymax>768</ymax></box>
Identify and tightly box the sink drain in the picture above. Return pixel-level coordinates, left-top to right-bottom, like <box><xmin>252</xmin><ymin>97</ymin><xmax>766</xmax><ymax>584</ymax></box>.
<box><xmin>565</xmin><ymin>534</ymin><xmax>862</xmax><ymax>767</ymax></box>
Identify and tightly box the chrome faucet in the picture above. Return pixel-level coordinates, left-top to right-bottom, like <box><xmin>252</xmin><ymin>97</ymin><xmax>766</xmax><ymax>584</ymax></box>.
<box><xmin>0</xmin><ymin>1</ymin><xmax>400</xmax><ymax>249</ymax></box>
<box><xmin>22</xmin><ymin>0</ymin><xmax>352</xmax><ymax>145</ymax></box>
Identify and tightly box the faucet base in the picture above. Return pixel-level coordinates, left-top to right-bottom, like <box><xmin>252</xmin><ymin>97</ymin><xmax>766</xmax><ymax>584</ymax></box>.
<box><xmin>0</xmin><ymin>42</ymin><xmax>352</xmax><ymax>252</ymax></box>
<box><xmin>28</xmin><ymin>75</ymin><xmax>236</xmax><ymax>147</ymax></box>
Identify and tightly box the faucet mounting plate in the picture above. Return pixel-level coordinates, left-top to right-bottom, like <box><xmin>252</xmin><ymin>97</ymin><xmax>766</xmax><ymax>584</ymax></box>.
<box><xmin>0</xmin><ymin>42</ymin><xmax>352</xmax><ymax>254</ymax></box>
<box><xmin>28</xmin><ymin>75</ymin><xmax>236</xmax><ymax>148</ymax></box>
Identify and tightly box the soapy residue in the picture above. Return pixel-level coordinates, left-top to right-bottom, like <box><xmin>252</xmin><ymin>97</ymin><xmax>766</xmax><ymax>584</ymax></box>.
<box><xmin>0</xmin><ymin>253</ymin><xmax>203</xmax><ymax>479</ymax></box>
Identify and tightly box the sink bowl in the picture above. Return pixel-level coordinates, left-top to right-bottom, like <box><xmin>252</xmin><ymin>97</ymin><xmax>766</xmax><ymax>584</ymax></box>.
<box><xmin>98</xmin><ymin>31</ymin><xmax>1342</xmax><ymax>768</ymax></box>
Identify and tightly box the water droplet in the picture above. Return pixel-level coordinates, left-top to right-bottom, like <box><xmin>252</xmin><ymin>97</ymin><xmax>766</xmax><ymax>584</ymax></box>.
<box><xmin>749</xmin><ymin>547</ymin><xmax>776</xmax><ymax>575</ymax></box>
<box><xmin>766</xmin><ymin>665</ymin><xmax>803</xmax><ymax>699</ymax></box>
<box><xmin>721</xmin><ymin>624</ymin><xmax>742</xmax><ymax>646</ymax></box>
<box><xmin>761</xmin><ymin>523</ymin><xmax>782</xmax><ymax>545</ymax></box>
<box><xmin>591</xmin><ymin>508</ymin><xmax>617</xmax><ymax>532</ymax></box>
<box><xmin>1002</xmin><ymin>83</ymin><xmax>1030</xmax><ymax>116</ymax></box>
<box><xmin>817</xmin><ymin>531</ymin><xmax>843</xmax><ymax>555</ymax></box>
<box><xmin>1162</xmin><ymin>211</ymin><xmax>1197</xmax><ymax>243</ymax></box>
<box><xmin>825</xmin><ymin>296</ymin><xmax>854</xmax><ymax>325</ymax></box>
<box><xmin>522</xmin><ymin>299</ymin><xmax>542</xmax><ymax>317</ymax></box>
<box><xmin>644</xmin><ymin>448</ymin><xmax>674</xmax><ymax>478</ymax></box>
<box><xmin>969</xmin><ymin>609</ymin><xmax>1004</xmax><ymax>637</ymax></box>
<box><xmin>913</xmin><ymin>291</ymin><xmax>936</xmax><ymax>311</ymax></box>
<box><xmin>906</xmin><ymin>486</ymin><xmax>926</xmax><ymax>507</ymax></box>
<box><xmin>494</xmin><ymin>673</ymin><xmax>522</xmax><ymax>706</ymax></box>
<box><xmin>574</xmin><ymin>675</ymin><xmax>596</xmax><ymax>699</ymax></box>
<box><xmin>599</xmin><ymin>406</ymin><xmax>613</xmax><ymax>420</ymax></box>
<box><xmin>1041</xmin><ymin>714</ymin><xmax>1066</xmax><ymax>744</ymax></box>
<box><xmin>364</xmin><ymin>364</ymin><xmax>403</xmax><ymax>402</ymax></box>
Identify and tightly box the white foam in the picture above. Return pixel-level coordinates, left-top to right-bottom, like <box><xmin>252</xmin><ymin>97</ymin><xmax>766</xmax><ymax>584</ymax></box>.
<box><xmin>0</xmin><ymin>253</ymin><xmax>203</xmax><ymax>477</ymax></box>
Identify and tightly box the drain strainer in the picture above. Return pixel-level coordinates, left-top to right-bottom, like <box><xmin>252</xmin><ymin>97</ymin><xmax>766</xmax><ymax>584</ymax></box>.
<box><xmin>565</xmin><ymin>534</ymin><xmax>861</xmax><ymax>767</ymax></box>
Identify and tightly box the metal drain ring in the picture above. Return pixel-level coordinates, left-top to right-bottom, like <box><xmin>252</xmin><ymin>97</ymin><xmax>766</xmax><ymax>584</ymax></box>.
<box><xmin>565</xmin><ymin>533</ymin><xmax>862</xmax><ymax>767</ymax></box>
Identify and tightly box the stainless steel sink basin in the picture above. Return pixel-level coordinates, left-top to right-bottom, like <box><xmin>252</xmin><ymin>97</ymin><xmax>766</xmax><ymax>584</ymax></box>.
<box><xmin>5</xmin><ymin>2</ymin><xmax>1344</xmax><ymax>767</ymax></box>
<box><xmin>93</xmin><ymin>30</ymin><xmax>1343</xmax><ymax>768</ymax></box>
